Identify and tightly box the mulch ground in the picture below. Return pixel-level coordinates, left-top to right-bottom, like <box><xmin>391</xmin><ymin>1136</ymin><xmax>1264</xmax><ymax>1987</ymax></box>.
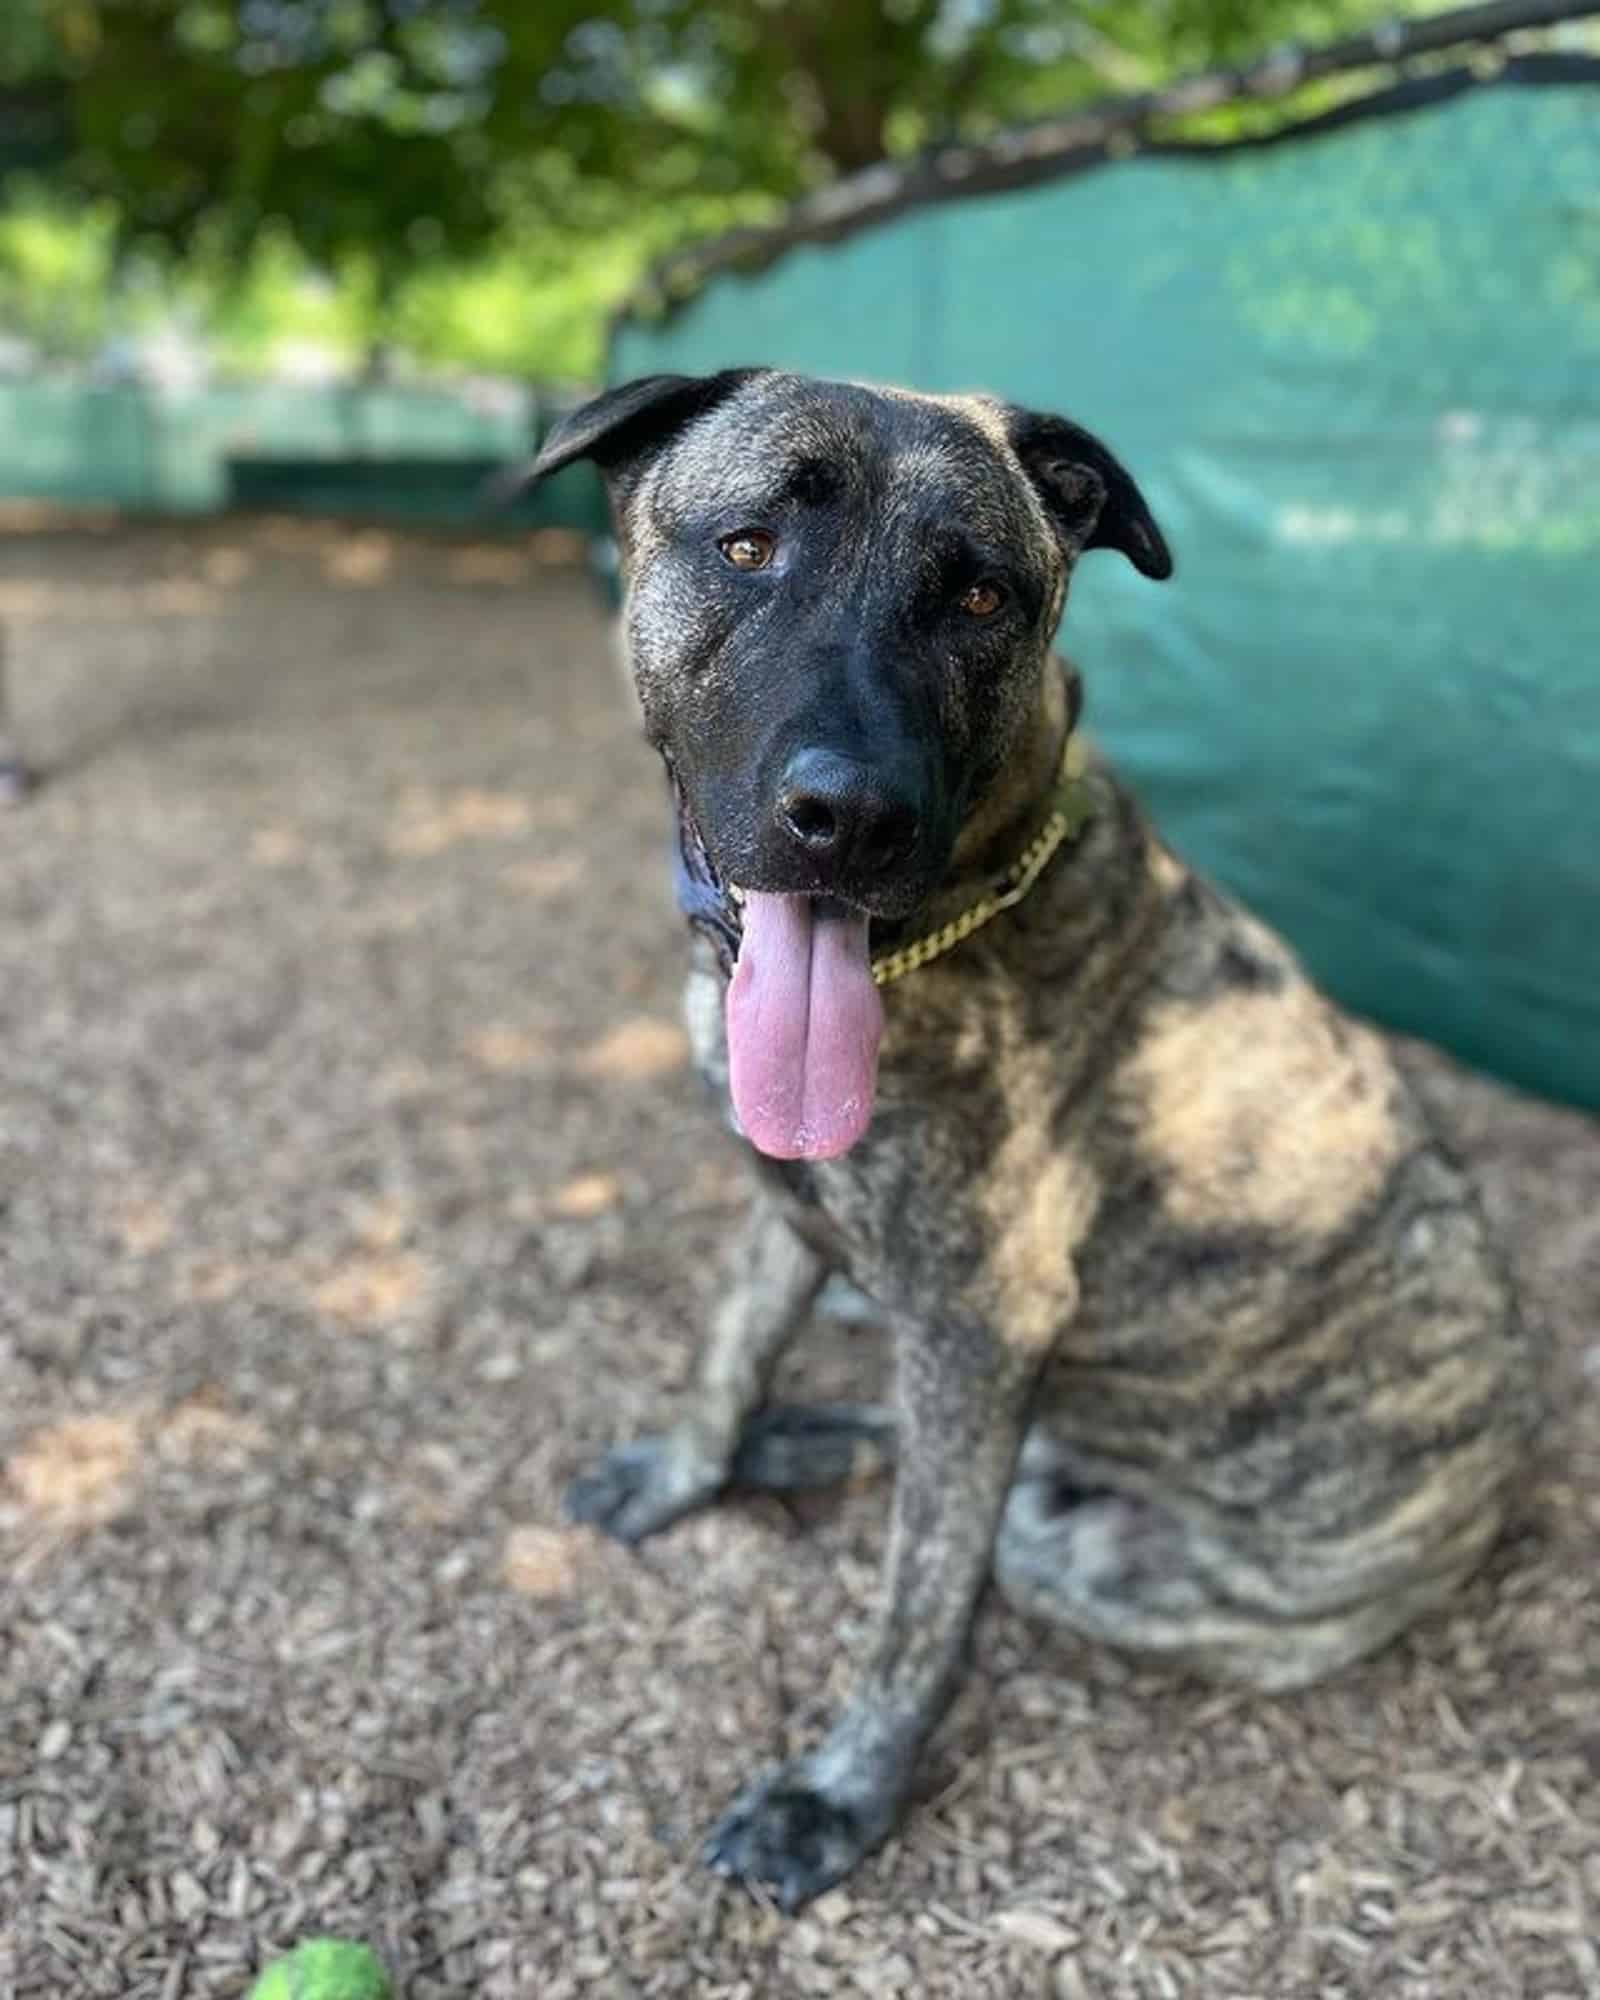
<box><xmin>0</xmin><ymin>515</ymin><xmax>1596</xmax><ymax>2000</ymax></box>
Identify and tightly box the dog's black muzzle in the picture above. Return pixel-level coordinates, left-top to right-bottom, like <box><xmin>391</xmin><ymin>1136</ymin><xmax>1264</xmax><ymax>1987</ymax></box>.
<box><xmin>773</xmin><ymin>746</ymin><xmax>923</xmax><ymax>890</ymax></box>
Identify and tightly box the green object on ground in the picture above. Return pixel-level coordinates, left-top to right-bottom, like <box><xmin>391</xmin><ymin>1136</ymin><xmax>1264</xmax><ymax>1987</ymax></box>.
<box><xmin>247</xmin><ymin>1940</ymin><xmax>393</xmax><ymax>2000</ymax></box>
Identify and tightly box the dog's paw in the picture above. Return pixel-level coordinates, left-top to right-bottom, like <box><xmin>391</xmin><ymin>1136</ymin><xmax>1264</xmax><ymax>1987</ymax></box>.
<box><xmin>703</xmin><ymin>1763</ymin><xmax>889</xmax><ymax>1911</ymax></box>
<box><xmin>564</xmin><ymin>1436</ymin><xmax>725</xmax><ymax>1545</ymax></box>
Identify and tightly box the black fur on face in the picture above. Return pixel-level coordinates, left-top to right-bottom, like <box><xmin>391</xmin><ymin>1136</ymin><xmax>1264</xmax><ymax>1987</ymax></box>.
<box><xmin>532</xmin><ymin>370</ymin><xmax>1170</xmax><ymax>918</ymax></box>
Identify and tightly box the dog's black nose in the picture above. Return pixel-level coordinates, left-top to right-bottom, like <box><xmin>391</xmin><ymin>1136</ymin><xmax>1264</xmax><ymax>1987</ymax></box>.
<box><xmin>777</xmin><ymin>749</ymin><xmax>921</xmax><ymax>881</ymax></box>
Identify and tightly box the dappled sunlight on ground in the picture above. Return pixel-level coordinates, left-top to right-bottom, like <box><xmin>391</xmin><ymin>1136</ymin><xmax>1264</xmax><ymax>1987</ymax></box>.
<box><xmin>0</xmin><ymin>516</ymin><xmax>1596</xmax><ymax>1996</ymax></box>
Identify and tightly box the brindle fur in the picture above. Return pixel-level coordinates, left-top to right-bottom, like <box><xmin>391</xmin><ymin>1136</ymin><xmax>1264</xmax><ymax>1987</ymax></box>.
<box><xmin>537</xmin><ymin>370</ymin><xmax>1539</xmax><ymax>1911</ymax></box>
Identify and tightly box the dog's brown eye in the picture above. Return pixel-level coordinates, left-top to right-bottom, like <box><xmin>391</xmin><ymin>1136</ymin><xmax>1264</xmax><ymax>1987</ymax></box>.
<box><xmin>719</xmin><ymin>529</ymin><xmax>777</xmax><ymax>571</ymax></box>
<box><xmin>960</xmin><ymin>580</ymin><xmax>1005</xmax><ymax>617</ymax></box>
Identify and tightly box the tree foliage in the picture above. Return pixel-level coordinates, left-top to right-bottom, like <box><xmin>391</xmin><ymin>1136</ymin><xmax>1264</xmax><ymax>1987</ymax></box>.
<box><xmin>0</xmin><ymin>0</ymin><xmax>1418</xmax><ymax>373</ymax></box>
<box><xmin>8</xmin><ymin>1</ymin><xmax>1405</xmax><ymax>262</ymax></box>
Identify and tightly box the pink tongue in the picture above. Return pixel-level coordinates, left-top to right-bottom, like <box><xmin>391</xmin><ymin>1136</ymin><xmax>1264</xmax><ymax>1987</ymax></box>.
<box><xmin>726</xmin><ymin>893</ymin><xmax>883</xmax><ymax>1161</ymax></box>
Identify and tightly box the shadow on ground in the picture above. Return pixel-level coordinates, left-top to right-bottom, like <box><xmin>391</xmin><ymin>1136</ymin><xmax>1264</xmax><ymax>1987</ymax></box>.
<box><xmin>1</xmin><ymin>519</ymin><xmax>1596</xmax><ymax>1998</ymax></box>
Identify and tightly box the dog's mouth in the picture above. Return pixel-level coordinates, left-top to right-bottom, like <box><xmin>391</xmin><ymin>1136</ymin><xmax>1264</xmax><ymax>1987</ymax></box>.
<box><xmin>725</xmin><ymin>889</ymin><xmax>883</xmax><ymax>1162</ymax></box>
<box><xmin>671</xmin><ymin>783</ymin><xmax>886</xmax><ymax>1162</ymax></box>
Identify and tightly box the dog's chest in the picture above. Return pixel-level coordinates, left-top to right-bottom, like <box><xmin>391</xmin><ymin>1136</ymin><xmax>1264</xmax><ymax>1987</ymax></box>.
<box><xmin>683</xmin><ymin>951</ymin><xmax>1088</xmax><ymax>1319</ymax></box>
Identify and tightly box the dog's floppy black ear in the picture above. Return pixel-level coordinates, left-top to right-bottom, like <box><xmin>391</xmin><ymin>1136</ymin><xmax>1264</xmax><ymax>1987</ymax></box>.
<box><xmin>528</xmin><ymin>370</ymin><xmax>761</xmax><ymax>492</ymax></box>
<box><xmin>1007</xmin><ymin>409</ymin><xmax>1172</xmax><ymax>580</ymax></box>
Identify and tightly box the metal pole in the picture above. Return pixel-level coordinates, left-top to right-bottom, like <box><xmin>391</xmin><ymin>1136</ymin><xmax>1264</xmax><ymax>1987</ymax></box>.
<box><xmin>0</xmin><ymin>620</ymin><xmax>35</xmax><ymax>805</ymax></box>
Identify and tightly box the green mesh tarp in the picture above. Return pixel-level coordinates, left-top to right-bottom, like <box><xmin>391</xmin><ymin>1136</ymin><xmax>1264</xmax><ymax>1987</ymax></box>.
<box><xmin>614</xmin><ymin>75</ymin><xmax>1600</xmax><ymax>1111</ymax></box>
<box><xmin>0</xmin><ymin>377</ymin><xmax>604</xmax><ymax>532</ymax></box>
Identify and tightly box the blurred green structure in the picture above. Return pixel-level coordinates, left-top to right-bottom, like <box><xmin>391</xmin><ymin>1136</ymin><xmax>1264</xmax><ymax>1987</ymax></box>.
<box><xmin>0</xmin><ymin>376</ymin><xmax>605</xmax><ymax>533</ymax></box>
<box><xmin>613</xmin><ymin>41</ymin><xmax>1600</xmax><ymax>1110</ymax></box>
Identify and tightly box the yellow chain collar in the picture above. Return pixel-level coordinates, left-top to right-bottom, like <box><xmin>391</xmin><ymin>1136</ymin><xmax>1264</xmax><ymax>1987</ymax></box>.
<box><xmin>869</xmin><ymin>732</ymin><xmax>1094</xmax><ymax>988</ymax></box>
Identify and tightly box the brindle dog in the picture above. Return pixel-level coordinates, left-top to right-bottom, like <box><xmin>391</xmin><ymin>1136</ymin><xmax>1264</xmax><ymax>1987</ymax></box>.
<box><xmin>532</xmin><ymin>370</ymin><xmax>1538</xmax><ymax>1910</ymax></box>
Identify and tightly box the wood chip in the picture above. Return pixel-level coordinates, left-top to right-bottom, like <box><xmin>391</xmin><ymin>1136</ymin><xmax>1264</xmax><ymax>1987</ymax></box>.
<box><xmin>577</xmin><ymin>1017</ymin><xmax>689</xmax><ymax>1081</ymax></box>
<box><xmin>502</xmin><ymin>1526</ymin><xmax>583</xmax><ymax>1600</ymax></box>
<box><xmin>992</xmin><ymin>1908</ymin><xmax>1082</xmax><ymax>1955</ymax></box>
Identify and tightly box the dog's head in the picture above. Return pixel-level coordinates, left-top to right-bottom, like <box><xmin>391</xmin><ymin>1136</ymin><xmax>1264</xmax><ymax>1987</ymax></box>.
<box><xmin>533</xmin><ymin>369</ymin><xmax>1170</xmax><ymax>1159</ymax></box>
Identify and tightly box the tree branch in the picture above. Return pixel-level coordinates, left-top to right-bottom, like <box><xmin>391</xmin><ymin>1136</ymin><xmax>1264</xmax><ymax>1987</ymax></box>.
<box><xmin>626</xmin><ymin>0</ymin><xmax>1600</xmax><ymax>320</ymax></box>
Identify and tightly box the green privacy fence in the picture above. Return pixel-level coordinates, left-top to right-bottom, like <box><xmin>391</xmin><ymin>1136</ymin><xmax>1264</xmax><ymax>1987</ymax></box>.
<box><xmin>613</xmin><ymin>62</ymin><xmax>1600</xmax><ymax>1112</ymax></box>
<box><xmin>0</xmin><ymin>375</ymin><xmax>605</xmax><ymax>533</ymax></box>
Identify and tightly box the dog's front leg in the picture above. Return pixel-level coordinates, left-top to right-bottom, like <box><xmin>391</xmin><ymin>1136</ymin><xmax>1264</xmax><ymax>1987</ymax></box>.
<box><xmin>705</xmin><ymin>1313</ymin><xmax>1039</xmax><ymax>1908</ymax></box>
<box><xmin>566</xmin><ymin>1192</ymin><xmax>828</xmax><ymax>1543</ymax></box>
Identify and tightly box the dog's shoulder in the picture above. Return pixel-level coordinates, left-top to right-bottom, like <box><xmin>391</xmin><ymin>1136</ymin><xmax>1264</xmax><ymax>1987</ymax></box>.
<box><xmin>1108</xmin><ymin>840</ymin><xmax>1422</xmax><ymax>1241</ymax></box>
